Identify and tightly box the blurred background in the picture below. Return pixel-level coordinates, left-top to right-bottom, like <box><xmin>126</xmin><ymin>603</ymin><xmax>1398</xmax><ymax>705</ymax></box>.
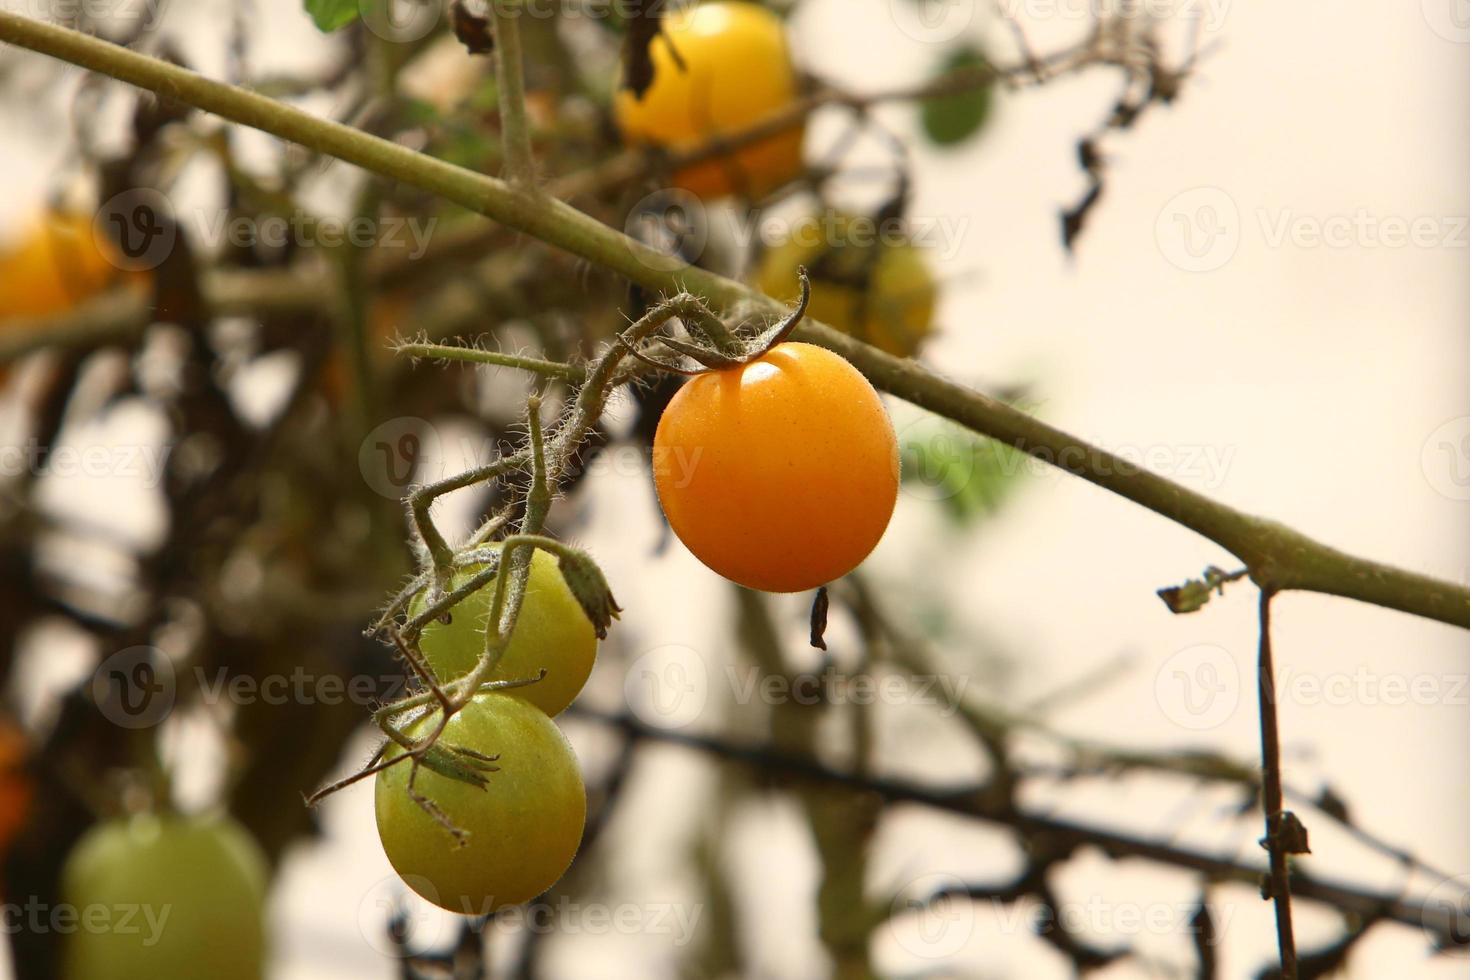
<box><xmin>0</xmin><ymin>0</ymin><xmax>1467</xmax><ymax>978</ymax></box>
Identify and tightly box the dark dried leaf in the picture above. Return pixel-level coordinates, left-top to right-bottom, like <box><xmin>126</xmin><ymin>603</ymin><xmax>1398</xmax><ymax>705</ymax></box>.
<box><xmin>810</xmin><ymin>586</ymin><xmax>829</xmax><ymax>651</ymax></box>
<box><xmin>451</xmin><ymin>0</ymin><xmax>494</xmax><ymax>55</ymax></box>
<box><xmin>621</xmin><ymin>1</ymin><xmax>680</xmax><ymax>99</ymax></box>
<box><xmin>1060</xmin><ymin>180</ymin><xmax>1103</xmax><ymax>253</ymax></box>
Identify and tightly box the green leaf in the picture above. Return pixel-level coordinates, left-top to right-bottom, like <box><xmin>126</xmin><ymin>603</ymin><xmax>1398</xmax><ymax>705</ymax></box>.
<box><xmin>304</xmin><ymin>0</ymin><xmax>361</xmax><ymax>32</ymax></box>
<box><xmin>920</xmin><ymin>48</ymin><xmax>995</xmax><ymax>148</ymax></box>
<box><xmin>901</xmin><ymin>421</ymin><xmax>1024</xmax><ymax>526</ymax></box>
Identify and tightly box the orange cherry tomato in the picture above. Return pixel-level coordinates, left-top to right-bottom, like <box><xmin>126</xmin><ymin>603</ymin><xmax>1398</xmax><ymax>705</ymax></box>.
<box><xmin>0</xmin><ymin>210</ymin><xmax>130</xmax><ymax>321</ymax></box>
<box><xmin>652</xmin><ymin>342</ymin><xmax>899</xmax><ymax>592</ymax></box>
<box><xmin>613</xmin><ymin>2</ymin><xmax>805</xmax><ymax>200</ymax></box>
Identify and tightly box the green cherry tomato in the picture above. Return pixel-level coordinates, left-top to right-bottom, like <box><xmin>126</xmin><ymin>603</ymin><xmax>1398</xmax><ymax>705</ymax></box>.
<box><xmin>374</xmin><ymin>693</ymin><xmax>586</xmax><ymax>915</ymax></box>
<box><xmin>61</xmin><ymin>813</ymin><xmax>268</xmax><ymax>980</ymax></box>
<box><xmin>409</xmin><ymin>548</ymin><xmax>597</xmax><ymax>716</ymax></box>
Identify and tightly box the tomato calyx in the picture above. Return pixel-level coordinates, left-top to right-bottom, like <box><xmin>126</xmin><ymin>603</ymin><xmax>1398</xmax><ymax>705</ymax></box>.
<box><xmin>554</xmin><ymin>549</ymin><xmax>623</xmax><ymax>639</ymax></box>
<box><xmin>420</xmin><ymin>742</ymin><xmax>501</xmax><ymax>789</ymax></box>
<box><xmin>620</xmin><ymin>267</ymin><xmax>812</xmax><ymax>377</ymax></box>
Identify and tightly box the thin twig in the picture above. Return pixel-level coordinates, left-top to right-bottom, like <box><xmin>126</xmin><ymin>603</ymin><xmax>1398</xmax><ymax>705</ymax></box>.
<box><xmin>564</xmin><ymin>705</ymin><xmax>1453</xmax><ymax>943</ymax></box>
<box><xmin>1257</xmin><ymin>588</ymin><xmax>1299</xmax><ymax>979</ymax></box>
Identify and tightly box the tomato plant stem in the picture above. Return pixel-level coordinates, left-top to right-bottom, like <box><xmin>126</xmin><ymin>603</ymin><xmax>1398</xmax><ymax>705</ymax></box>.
<box><xmin>490</xmin><ymin>0</ymin><xmax>537</xmax><ymax>187</ymax></box>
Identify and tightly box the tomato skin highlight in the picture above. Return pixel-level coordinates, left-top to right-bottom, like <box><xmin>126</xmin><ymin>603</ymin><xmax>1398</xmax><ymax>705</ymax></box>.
<box><xmin>374</xmin><ymin>694</ymin><xmax>586</xmax><ymax>915</ymax></box>
<box><xmin>61</xmin><ymin>814</ymin><xmax>269</xmax><ymax>980</ymax></box>
<box><xmin>613</xmin><ymin>1</ymin><xmax>805</xmax><ymax>200</ymax></box>
<box><xmin>652</xmin><ymin>342</ymin><xmax>899</xmax><ymax>593</ymax></box>
<box><xmin>409</xmin><ymin>548</ymin><xmax>598</xmax><ymax>717</ymax></box>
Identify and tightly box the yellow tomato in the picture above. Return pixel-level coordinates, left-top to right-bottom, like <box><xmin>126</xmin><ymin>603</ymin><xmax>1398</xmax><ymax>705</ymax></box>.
<box><xmin>0</xmin><ymin>210</ymin><xmax>129</xmax><ymax>321</ymax></box>
<box><xmin>652</xmin><ymin>342</ymin><xmax>899</xmax><ymax>593</ymax></box>
<box><xmin>614</xmin><ymin>2</ymin><xmax>805</xmax><ymax>200</ymax></box>
<box><xmin>757</xmin><ymin>213</ymin><xmax>938</xmax><ymax>358</ymax></box>
<box><xmin>407</xmin><ymin>547</ymin><xmax>598</xmax><ymax>717</ymax></box>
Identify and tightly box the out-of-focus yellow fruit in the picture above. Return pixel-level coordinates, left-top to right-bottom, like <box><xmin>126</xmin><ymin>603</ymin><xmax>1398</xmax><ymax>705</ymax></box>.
<box><xmin>613</xmin><ymin>2</ymin><xmax>805</xmax><ymax>200</ymax></box>
<box><xmin>756</xmin><ymin>213</ymin><xmax>938</xmax><ymax>358</ymax></box>
<box><xmin>61</xmin><ymin>813</ymin><xmax>268</xmax><ymax>980</ymax></box>
<box><xmin>0</xmin><ymin>210</ymin><xmax>130</xmax><ymax>321</ymax></box>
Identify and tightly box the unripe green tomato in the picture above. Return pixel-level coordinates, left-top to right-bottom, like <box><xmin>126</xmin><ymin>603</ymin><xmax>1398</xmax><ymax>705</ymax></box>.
<box><xmin>61</xmin><ymin>813</ymin><xmax>268</xmax><ymax>980</ymax></box>
<box><xmin>375</xmin><ymin>693</ymin><xmax>586</xmax><ymax>914</ymax></box>
<box><xmin>409</xmin><ymin>549</ymin><xmax>597</xmax><ymax>716</ymax></box>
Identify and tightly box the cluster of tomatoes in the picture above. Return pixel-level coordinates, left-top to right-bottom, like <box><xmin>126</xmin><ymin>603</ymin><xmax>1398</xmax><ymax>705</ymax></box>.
<box><xmin>0</xmin><ymin>0</ymin><xmax>935</xmax><ymax>965</ymax></box>
<box><xmin>616</xmin><ymin>4</ymin><xmax>910</xmax><ymax>592</ymax></box>
<box><xmin>379</xmin><ymin>1</ymin><xmax>914</xmax><ymax>918</ymax></box>
<box><xmin>615</xmin><ymin>2</ymin><xmax>939</xmax><ymax>359</ymax></box>
<box><xmin>377</xmin><ymin>551</ymin><xmax>597</xmax><ymax>913</ymax></box>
